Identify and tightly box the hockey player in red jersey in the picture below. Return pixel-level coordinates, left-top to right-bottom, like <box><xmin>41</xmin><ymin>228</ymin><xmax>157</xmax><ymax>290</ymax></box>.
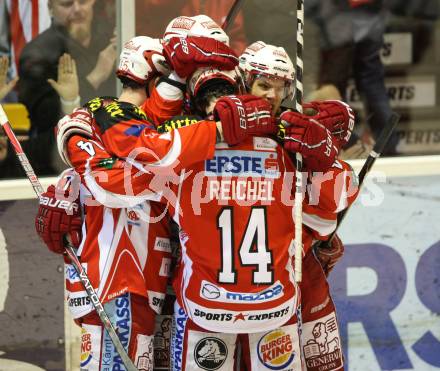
<box><xmin>35</xmin><ymin>29</ymin><xmax>278</xmax><ymax>369</ymax></box>
<box><xmin>240</xmin><ymin>41</ymin><xmax>359</xmax><ymax>370</ymax></box>
<box><xmin>58</xmin><ymin>62</ymin><xmax>355</xmax><ymax>370</ymax></box>
<box><xmin>36</xmin><ymin>15</ymin><xmax>358</xmax><ymax>369</ymax></box>
<box><xmin>46</xmin><ymin>45</ymin><xmax>357</xmax><ymax>371</ymax></box>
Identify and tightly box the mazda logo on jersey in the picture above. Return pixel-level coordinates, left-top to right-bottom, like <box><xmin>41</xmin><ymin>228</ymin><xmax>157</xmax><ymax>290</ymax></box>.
<box><xmin>257</xmin><ymin>329</ymin><xmax>295</xmax><ymax>370</ymax></box>
<box><xmin>201</xmin><ymin>283</ymin><xmax>221</xmax><ymax>300</ymax></box>
<box><xmin>205</xmin><ymin>150</ymin><xmax>280</xmax><ymax>178</ymax></box>
<box><xmin>194</xmin><ymin>337</ymin><xmax>228</xmax><ymax>370</ymax></box>
<box><xmin>200</xmin><ymin>280</ymin><xmax>284</xmax><ymax>303</ymax></box>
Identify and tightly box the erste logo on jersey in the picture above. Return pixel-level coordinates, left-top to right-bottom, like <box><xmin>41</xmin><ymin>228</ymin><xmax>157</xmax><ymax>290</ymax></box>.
<box><xmin>204</xmin><ymin>150</ymin><xmax>279</xmax><ymax>203</ymax></box>
<box><xmin>257</xmin><ymin>329</ymin><xmax>296</xmax><ymax>370</ymax></box>
<box><xmin>205</xmin><ymin>150</ymin><xmax>280</xmax><ymax>178</ymax></box>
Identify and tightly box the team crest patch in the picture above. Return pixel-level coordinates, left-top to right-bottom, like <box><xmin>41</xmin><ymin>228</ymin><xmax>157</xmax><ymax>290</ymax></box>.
<box><xmin>257</xmin><ymin>329</ymin><xmax>295</xmax><ymax>370</ymax></box>
<box><xmin>194</xmin><ymin>337</ymin><xmax>228</xmax><ymax>370</ymax></box>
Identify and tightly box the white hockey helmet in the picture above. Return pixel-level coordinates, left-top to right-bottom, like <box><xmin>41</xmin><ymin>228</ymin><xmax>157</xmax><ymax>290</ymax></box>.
<box><xmin>116</xmin><ymin>36</ymin><xmax>169</xmax><ymax>85</ymax></box>
<box><xmin>188</xmin><ymin>67</ymin><xmax>243</xmax><ymax>116</ymax></box>
<box><xmin>188</xmin><ymin>67</ymin><xmax>241</xmax><ymax>97</ymax></box>
<box><xmin>239</xmin><ymin>41</ymin><xmax>295</xmax><ymax>99</ymax></box>
<box><xmin>163</xmin><ymin>15</ymin><xmax>230</xmax><ymax>45</ymax></box>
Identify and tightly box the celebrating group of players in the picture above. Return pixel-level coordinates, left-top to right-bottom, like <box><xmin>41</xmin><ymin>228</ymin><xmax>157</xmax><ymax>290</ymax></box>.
<box><xmin>34</xmin><ymin>14</ymin><xmax>359</xmax><ymax>371</ymax></box>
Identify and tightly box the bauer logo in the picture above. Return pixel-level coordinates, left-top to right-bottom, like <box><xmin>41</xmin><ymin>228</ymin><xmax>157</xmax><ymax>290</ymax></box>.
<box><xmin>257</xmin><ymin>329</ymin><xmax>295</xmax><ymax>370</ymax></box>
<box><xmin>205</xmin><ymin>150</ymin><xmax>280</xmax><ymax>178</ymax></box>
<box><xmin>194</xmin><ymin>337</ymin><xmax>228</xmax><ymax>370</ymax></box>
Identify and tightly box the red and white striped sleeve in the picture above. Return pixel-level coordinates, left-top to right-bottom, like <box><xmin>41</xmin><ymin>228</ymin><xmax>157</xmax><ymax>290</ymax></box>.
<box><xmin>303</xmin><ymin>160</ymin><xmax>359</xmax><ymax>240</ymax></box>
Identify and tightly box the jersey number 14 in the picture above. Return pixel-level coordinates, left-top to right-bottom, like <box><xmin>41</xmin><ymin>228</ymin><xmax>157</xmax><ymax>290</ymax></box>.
<box><xmin>217</xmin><ymin>207</ymin><xmax>274</xmax><ymax>285</ymax></box>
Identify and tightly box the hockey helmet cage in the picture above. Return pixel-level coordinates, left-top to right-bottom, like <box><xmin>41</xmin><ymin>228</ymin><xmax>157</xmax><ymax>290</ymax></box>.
<box><xmin>116</xmin><ymin>36</ymin><xmax>169</xmax><ymax>85</ymax></box>
<box><xmin>163</xmin><ymin>15</ymin><xmax>230</xmax><ymax>45</ymax></box>
<box><xmin>239</xmin><ymin>41</ymin><xmax>295</xmax><ymax>100</ymax></box>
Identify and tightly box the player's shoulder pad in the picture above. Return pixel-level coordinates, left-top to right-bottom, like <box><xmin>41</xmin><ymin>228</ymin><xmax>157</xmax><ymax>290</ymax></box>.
<box><xmin>83</xmin><ymin>97</ymin><xmax>154</xmax><ymax>134</ymax></box>
<box><xmin>156</xmin><ymin>115</ymin><xmax>203</xmax><ymax>133</ymax></box>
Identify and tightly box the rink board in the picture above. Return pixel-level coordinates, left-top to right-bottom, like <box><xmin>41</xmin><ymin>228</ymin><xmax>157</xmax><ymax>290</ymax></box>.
<box><xmin>330</xmin><ymin>172</ymin><xmax>440</xmax><ymax>370</ymax></box>
<box><xmin>0</xmin><ymin>156</ymin><xmax>439</xmax><ymax>370</ymax></box>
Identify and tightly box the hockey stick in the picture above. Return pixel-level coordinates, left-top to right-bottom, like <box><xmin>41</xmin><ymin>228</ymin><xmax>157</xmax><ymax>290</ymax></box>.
<box><xmin>293</xmin><ymin>0</ymin><xmax>305</xmax><ymax>282</ymax></box>
<box><xmin>0</xmin><ymin>104</ymin><xmax>138</xmax><ymax>371</ymax></box>
<box><xmin>222</xmin><ymin>0</ymin><xmax>245</xmax><ymax>32</ymax></box>
<box><xmin>315</xmin><ymin>111</ymin><xmax>400</xmax><ymax>248</ymax></box>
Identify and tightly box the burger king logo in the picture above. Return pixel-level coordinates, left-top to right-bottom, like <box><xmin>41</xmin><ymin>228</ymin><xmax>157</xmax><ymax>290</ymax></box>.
<box><xmin>80</xmin><ymin>327</ymin><xmax>93</xmax><ymax>367</ymax></box>
<box><xmin>257</xmin><ymin>329</ymin><xmax>295</xmax><ymax>370</ymax></box>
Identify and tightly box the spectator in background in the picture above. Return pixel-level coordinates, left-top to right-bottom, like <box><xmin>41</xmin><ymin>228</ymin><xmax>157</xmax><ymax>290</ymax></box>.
<box><xmin>0</xmin><ymin>0</ymin><xmax>51</xmax><ymax>102</ymax></box>
<box><xmin>0</xmin><ymin>57</ymin><xmax>18</xmax><ymax>170</ymax></box>
<box><xmin>0</xmin><ymin>56</ymin><xmax>18</xmax><ymax>101</ymax></box>
<box><xmin>135</xmin><ymin>0</ymin><xmax>247</xmax><ymax>53</ymax></box>
<box><xmin>305</xmin><ymin>0</ymin><xmax>398</xmax><ymax>155</ymax></box>
<box><xmin>15</xmin><ymin>0</ymin><xmax>116</xmax><ymax>175</ymax></box>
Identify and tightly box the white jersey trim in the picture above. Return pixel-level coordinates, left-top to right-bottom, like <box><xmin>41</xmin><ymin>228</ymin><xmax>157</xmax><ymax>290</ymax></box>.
<box><xmin>303</xmin><ymin>212</ymin><xmax>337</xmax><ymax>237</ymax></box>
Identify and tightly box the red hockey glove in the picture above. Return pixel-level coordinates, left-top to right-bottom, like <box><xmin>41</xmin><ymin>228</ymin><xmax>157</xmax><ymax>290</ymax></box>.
<box><xmin>56</xmin><ymin>108</ymin><xmax>95</xmax><ymax>166</ymax></box>
<box><xmin>214</xmin><ymin>95</ymin><xmax>276</xmax><ymax>146</ymax></box>
<box><xmin>35</xmin><ymin>184</ymin><xmax>82</xmax><ymax>255</ymax></box>
<box><xmin>303</xmin><ymin>100</ymin><xmax>355</xmax><ymax>148</ymax></box>
<box><xmin>278</xmin><ymin>110</ymin><xmax>338</xmax><ymax>172</ymax></box>
<box><xmin>163</xmin><ymin>36</ymin><xmax>238</xmax><ymax>78</ymax></box>
<box><xmin>314</xmin><ymin>234</ymin><xmax>345</xmax><ymax>277</ymax></box>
